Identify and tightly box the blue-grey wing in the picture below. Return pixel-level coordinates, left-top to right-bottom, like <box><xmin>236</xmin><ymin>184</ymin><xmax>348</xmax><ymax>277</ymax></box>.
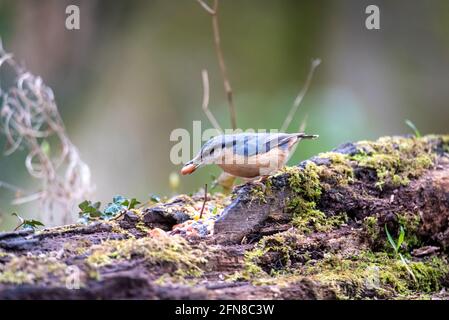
<box><xmin>232</xmin><ymin>133</ymin><xmax>295</xmax><ymax>157</ymax></box>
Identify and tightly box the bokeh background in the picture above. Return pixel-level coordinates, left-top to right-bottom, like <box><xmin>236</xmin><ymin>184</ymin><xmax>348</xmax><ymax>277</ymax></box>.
<box><xmin>0</xmin><ymin>0</ymin><xmax>448</xmax><ymax>230</ymax></box>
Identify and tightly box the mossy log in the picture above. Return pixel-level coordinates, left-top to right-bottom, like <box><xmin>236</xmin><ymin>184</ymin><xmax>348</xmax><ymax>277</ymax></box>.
<box><xmin>1</xmin><ymin>135</ymin><xmax>449</xmax><ymax>300</ymax></box>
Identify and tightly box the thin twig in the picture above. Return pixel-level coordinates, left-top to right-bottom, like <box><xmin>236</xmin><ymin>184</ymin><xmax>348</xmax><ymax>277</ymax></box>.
<box><xmin>0</xmin><ymin>181</ymin><xmax>26</xmax><ymax>194</ymax></box>
<box><xmin>201</xmin><ymin>69</ymin><xmax>223</xmax><ymax>133</ymax></box>
<box><xmin>196</xmin><ymin>0</ymin><xmax>215</xmax><ymax>14</ymax></box>
<box><xmin>14</xmin><ymin>221</ymin><xmax>24</xmax><ymax>231</ymax></box>
<box><xmin>199</xmin><ymin>184</ymin><xmax>208</xmax><ymax>219</ymax></box>
<box><xmin>197</xmin><ymin>0</ymin><xmax>237</xmax><ymax>129</ymax></box>
<box><xmin>281</xmin><ymin>58</ymin><xmax>321</xmax><ymax>132</ymax></box>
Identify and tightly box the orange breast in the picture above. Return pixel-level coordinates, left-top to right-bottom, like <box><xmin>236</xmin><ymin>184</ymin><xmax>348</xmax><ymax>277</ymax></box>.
<box><xmin>217</xmin><ymin>147</ymin><xmax>288</xmax><ymax>178</ymax></box>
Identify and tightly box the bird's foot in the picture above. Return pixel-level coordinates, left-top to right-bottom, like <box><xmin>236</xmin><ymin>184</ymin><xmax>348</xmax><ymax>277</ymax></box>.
<box><xmin>244</xmin><ymin>176</ymin><xmax>269</xmax><ymax>193</ymax></box>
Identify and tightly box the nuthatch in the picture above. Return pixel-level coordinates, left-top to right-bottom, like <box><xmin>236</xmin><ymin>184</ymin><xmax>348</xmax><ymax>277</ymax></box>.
<box><xmin>181</xmin><ymin>132</ymin><xmax>318</xmax><ymax>179</ymax></box>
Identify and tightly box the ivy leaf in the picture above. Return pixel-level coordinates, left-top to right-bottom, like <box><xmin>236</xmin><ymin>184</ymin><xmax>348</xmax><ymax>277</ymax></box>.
<box><xmin>103</xmin><ymin>202</ymin><xmax>123</xmax><ymax>217</ymax></box>
<box><xmin>112</xmin><ymin>195</ymin><xmax>127</xmax><ymax>205</ymax></box>
<box><xmin>78</xmin><ymin>200</ymin><xmax>102</xmax><ymax>220</ymax></box>
<box><xmin>78</xmin><ymin>200</ymin><xmax>90</xmax><ymax>211</ymax></box>
<box><xmin>127</xmin><ymin>198</ymin><xmax>140</xmax><ymax>210</ymax></box>
<box><xmin>12</xmin><ymin>213</ymin><xmax>44</xmax><ymax>231</ymax></box>
<box><xmin>23</xmin><ymin>219</ymin><xmax>45</xmax><ymax>229</ymax></box>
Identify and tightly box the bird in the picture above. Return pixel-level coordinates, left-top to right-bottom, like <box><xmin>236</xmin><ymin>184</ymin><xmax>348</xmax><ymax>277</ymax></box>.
<box><xmin>181</xmin><ymin>132</ymin><xmax>318</xmax><ymax>179</ymax></box>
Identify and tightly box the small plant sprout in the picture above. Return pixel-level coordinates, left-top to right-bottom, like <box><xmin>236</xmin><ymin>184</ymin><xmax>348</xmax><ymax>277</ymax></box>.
<box><xmin>405</xmin><ymin>119</ymin><xmax>421</xmax><ymax>138</ymax></box>
<box><xmin>12</xmin><ymin>213</ymin><xmax>44</xmax><ymax>231</ymax></box>
<box><xmin>385</xmin><ymin>224</ymin><xmax>417</xmax><ymax>283</ymax></box>
<box><xmin>78</xmin><ymin>200</ymin><xmax>102</xmax><ymax>222</ymax></box>
<box><xmin>78</xmin><ymin>195</ymin><xmax>141</xmax><ymax>223</ymax></box>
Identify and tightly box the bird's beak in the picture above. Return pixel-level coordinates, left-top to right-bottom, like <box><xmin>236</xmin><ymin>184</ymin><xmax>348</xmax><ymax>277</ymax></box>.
<box><xmin>181</xmin><ymin>161</ymin><xmax>199</xmax><ymax>175</ymax></box>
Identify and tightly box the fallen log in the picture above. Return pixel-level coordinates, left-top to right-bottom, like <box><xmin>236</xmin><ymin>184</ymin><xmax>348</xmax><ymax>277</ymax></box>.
<box><xmin>0</xmin><ymin>134</ymin><xmax>448</xmax><ymax>300</ymax></box>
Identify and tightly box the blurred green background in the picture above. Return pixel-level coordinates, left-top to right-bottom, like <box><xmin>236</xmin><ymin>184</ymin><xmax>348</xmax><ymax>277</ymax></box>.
<box><xmin>0</xmin><ymin>0</ymin><xmax>448</xmax><ymax>230</ymax></box>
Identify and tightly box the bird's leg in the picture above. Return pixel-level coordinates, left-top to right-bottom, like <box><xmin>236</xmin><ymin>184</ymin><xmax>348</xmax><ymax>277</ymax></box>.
<box><xmin>243</xmin><ymin>175</ymin><xmax>269</xmax><ymax>193</ymax></box>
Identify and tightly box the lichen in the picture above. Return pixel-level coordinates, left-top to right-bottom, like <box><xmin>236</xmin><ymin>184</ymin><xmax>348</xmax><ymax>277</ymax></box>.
<box><xmin>86</xmin><ymin>234</ymin><xmax>207</xmax><ymax>277</ymax></box>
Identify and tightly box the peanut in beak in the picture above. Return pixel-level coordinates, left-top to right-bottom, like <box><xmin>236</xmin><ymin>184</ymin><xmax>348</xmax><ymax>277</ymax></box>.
<box><xmin>181</xmin><ymin>163</ymin><xmax>197</xmax><ymax>175</ymax></box>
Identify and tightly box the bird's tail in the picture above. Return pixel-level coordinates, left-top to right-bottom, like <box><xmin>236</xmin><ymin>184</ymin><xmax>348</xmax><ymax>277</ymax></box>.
<box><xmin>297</xmin><ymin>133</ymin><xmax>319</xmax><ymax>139</ymax></box>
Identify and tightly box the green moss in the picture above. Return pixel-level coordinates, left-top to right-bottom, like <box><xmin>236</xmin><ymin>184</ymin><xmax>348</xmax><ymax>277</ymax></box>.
<box><xmin>237</xmin><ymin>230</ymin><xmax>306</xmax><ymax>280</ymax></box>
<box><xmin>249</xmin><ymin>186</ymin><xmax>268</xmax><ymax>204</ymax></box>
<box><xmin>135</xmin><ymin>221</ymin><xmax>151</xmax><ymax>233</ymax></box>
<box><xmin>351</xmin><ymin>136</ymin><xmax>435</xmax><ymax>189</ymax></box>
<box><xmin>363</xmin><ymin>216</ymin><xmax>381</xmax><ymax>243</ymax></box>
<box><xmin>318</xmin><ymin>152</ymin><xmax>354</xmax><ymax>186</ymax></box>
<box><xmin>0</xmin><ymin>256</ymin><xmax>72</xmax><ymax>286</ymax></box>
<box><xmin>281</xmin><ymin>162</ymin><xmax>345</xmax><ymax>234</ymax></box>
<box><xmin>289</xmin><ymin>198</ymin><xmax>347</xmax><ymax>234</ymax></box>
<box><xmin>363</xmin><ymin>212</ymin><xmax>422</xmax><ymax>251</ymax></box>
<box><xmin>397</xmin><ymin>212</ymin><xmax>422</xmax><ymax>249</ymax></box>
<box><xmin>0</xmin><ymin>250</ymin><xmax>9</xmax><ymax>258</ymax></box>
<box><xmin>442</xmin><ymin>136</ymin><xmax>449</xmax><ymax>152</ymax></box>
<box><xmin>301</xmin><ymin>251</ymin><xmax>448</xmax><ymax>299</ymax></box>
<box><xmin>283</xmin><ymin>162</ymin><xmax>322</xmax><ymax>201</ymax></box>
<box><xmin>86</xmin><ymin>234</ymin><xmax>207</xmax><ymax>277</ymax></box>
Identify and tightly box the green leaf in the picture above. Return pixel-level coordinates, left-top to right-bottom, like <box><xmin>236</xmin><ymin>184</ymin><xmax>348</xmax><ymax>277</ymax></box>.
<box><xmin>405</xmin><ymin>119</ymin><xmax>421</xmax><ymax>138</ymax></box>
<box><xmin>104</xmin><ymin>203</ymin><xmax>122</xmax><ymax>216</ymax></box>
<box><xmin>23</xmin><ymin>219</ymin><xmax>45</xmax><ymax>229</ymax></box>
<box><xmin>78</xmin><ymin>200</ymin><xmax>90</xmax><ymax>211</ymax></box>
<box><xmin>127</xmin><ymin>198</ymin><xmax>140</xmax><ymax>209</ymax></box>
<box><xmin>78</xmin><ymin>200</ymin><xmax>102</xmax><ymax>220</ymax></box>
<box><xmin>12</xmin><ymin>213</ymin><xmax>44</xmax><ymax>231</ymax></box>
<box><xmin>397</xmin><ymin>226</ymin><xmax>405</xmax><ymax>251</ymax></box>
<box><xmin>385</xmin><ymin>225</ymin><xmax>398</xmax><ymax>254</ymax></box>
<box><xmin>112</xmin><ymin>195</ymin><xmax>126</xmax><ymax>205</ymax></box>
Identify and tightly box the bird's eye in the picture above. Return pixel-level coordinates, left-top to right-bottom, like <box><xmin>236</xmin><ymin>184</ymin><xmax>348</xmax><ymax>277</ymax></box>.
<box><xmin>209</xmin><ymin>147</ymin><xmax>215</xmax><ymax>155</ymax></box>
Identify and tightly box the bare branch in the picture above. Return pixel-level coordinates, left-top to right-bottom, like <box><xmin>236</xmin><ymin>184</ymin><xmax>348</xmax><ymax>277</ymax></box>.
<box><xmin>299</xmin><ymin>113</ymin><xmax>308</xmax><ymax>133</ymax></box>
<box><xmin>0</xmin><ymin>181</ymin><xmax>25</xmax><ymax>194</ymax></box>
<box><xmin>197</xmin><ymin>0</ymin><xmax>237</xmax><ymax>130</ymax></box>
<box><xmin>201</xmin><ymin>69</ymin><xmax>223</xmax><ymax>133</ymax></box>
<box><xmin>196</xmin><ymin>0</ymin><xmax>216</xmax><ymax>14</ymax></box>
<box><xmin>281</xmin><ymin>58</ymin><xmax>321</xmax><ymax>132</ymax></box>
<box><xmin>199</xmin><ymin>183</ymin><xmax>208</xmax><ymax>219</ymax></box>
